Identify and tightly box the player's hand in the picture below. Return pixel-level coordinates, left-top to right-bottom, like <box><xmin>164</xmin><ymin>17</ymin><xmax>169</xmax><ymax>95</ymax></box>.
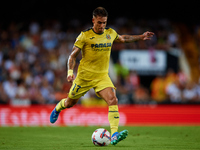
<box><xmin>67</xmin><ymin>74</ymin><xmax>75</xmax><ymax>83</ymax></box>
<box><xmin>142</xmin><ymin>31</ymin><xmax>154</xmax><ymax>40</ymax></box>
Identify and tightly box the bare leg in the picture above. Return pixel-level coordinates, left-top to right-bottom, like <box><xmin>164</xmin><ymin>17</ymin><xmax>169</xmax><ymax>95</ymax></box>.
<box><xmin>64</xmin><ymin>97</ymin><xmax>79</xmax><ymax>108</ymax></box>
<box><xmin>56</xmin><ymin>97</ymin><xmax>79</xmax><ymax>111</ymax></box>
<box><xmin>97</xmin><ymin>87</ymin><xmax>118</xmax><ymax>106</ymax></box>
<box><xmin>50</xmin><ymin>97</ymin><xmax>79</xmax><ymax>123</ymax></box>
<box><xmin>97</xmin><ymin>87</ymin><xmax>128</xmax><ymax>145</ymax></box>
<box><xmin>97</xmin><ymin>87</ymin><xmax>119</xmax><ymax>136</ymax></box>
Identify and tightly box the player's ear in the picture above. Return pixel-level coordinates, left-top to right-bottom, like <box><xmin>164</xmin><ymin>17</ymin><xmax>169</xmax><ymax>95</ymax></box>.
<box><xmin>92</xmin><ymin>17</ymin><xmax>95</xmax><ymax>24</ymax></box>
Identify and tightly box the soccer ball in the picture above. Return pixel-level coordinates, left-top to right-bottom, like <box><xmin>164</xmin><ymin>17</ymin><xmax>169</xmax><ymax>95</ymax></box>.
<box><xmin>91</xmin><ymin>128</ymin><xmax>111</xmax><ymax>146</ymax></box>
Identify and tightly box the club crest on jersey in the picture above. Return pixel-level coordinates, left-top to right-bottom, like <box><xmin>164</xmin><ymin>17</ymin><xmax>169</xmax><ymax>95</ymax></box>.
<box><xmin>106</xmin><ymin>34</ymin><xmax>111</xmax><ymax>40</ymax></box>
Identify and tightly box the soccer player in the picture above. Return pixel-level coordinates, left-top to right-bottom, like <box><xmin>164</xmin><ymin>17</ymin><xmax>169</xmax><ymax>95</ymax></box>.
<box><xmin>50</xmin><ymin>7</ymin><xmax>154</xmax><ymax>145</ymax></box>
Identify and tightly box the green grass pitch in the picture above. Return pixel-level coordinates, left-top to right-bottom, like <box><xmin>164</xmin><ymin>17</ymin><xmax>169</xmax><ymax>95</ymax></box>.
<box><xmin>0</xmin><ymin>126</ymin><xmax>200</xmax><ymax>150</ymax></box>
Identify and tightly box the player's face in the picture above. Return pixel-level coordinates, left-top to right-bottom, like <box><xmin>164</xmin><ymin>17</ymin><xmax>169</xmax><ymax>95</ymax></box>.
<box><xmin>92</xmin><ymin>16</ymin><xmax>107</xmax><ymax>34</ymax></box>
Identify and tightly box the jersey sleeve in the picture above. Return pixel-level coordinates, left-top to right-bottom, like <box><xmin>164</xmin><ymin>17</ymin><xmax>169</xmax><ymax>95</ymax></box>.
<box><xmin>74</xmin><ymin>32</ymin><xmax>85</xmax><ymax>49</ymax></box>
<box><xmin>112</xmin><ymin>28</ymin><xmax>119</xmax><ymax>40</ymax></box>
<box><xmin>115</xmin><ymin>34</ymin><xmax>119</xmax><ymax>40</ymax></box>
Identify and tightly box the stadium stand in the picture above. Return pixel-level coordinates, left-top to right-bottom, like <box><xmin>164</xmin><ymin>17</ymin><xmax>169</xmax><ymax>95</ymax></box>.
<box><xmin>0</xmin><ymin>18</ymin><xmax>200</xmax><ymax>105</ymax></box>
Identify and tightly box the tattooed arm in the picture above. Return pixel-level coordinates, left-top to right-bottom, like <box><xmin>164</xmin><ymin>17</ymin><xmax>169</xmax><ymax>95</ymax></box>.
<box><xmin>68</xmin><ymin>46</ymin><xmax>81</xmax><ymax>70</ymax></box>
<box><xmin>115</xmin><ymin>31</ymin><xmax>154</xmax><ymax>43</ymax></box>
<box><xmin>67</xmin><ymin>46</ymin><xmax>81</xmax><ymax>82</ymax></box>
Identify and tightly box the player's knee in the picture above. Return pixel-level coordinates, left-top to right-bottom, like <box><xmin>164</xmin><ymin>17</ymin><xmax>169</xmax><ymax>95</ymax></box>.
<box><xmin>108</xmin><ymin>96</ymin><xmax>118</xmax><ymax>106</ymax></box>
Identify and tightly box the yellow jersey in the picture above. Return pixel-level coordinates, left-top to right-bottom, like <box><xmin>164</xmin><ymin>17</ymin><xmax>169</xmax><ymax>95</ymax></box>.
<box><xmin>74</xmin><ymin>27</ymin><xmax>118</xmax><ymax>80</ymax></box>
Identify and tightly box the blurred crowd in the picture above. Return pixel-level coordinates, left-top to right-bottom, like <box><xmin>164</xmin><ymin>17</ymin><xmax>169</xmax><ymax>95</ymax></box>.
<box><xmin>115</xmin><ymin>67</ymin><xmax>200</xmax><ymax>104</ymax></box>
<box><xmin>0</xmin><ymin>18</ymin><xmax>200</xmax><ymax>106</ymax></box>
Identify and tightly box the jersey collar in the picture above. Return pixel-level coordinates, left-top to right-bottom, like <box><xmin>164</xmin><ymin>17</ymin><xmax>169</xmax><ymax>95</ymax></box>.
<box><xmin>92</xmin><ymin>27</ymin><xmax>104</xmax><ymax>35</ymax></box>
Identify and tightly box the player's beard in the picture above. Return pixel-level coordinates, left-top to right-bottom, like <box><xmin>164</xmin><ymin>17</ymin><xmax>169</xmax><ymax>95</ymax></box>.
<box><xmin>98</xmin><ymin>27</ymin><xmax>104</xmax><ymax>33</ymax></box>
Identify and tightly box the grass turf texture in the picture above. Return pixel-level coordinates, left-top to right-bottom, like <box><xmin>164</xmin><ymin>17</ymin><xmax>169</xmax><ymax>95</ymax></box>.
<box><xmin>0</xmin><ymin>126</ymin><xmax>200</xmax><ymax>150</ymax></box>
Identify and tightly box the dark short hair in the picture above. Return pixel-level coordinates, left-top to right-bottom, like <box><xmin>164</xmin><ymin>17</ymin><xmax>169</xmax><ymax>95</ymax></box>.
<box><xmin>93</xmin><ymin>7</ymin><xmax>108</xmax><ymax>17</ymax></box>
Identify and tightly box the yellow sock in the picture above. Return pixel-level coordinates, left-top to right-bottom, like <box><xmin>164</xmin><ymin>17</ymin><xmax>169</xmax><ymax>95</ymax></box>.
<box><xmin>55</xmin><ymin>98</ymin><xmax>67</xmax><ymax>112</ymax></box>
<box><xmin>108</xmin><ymin>105</ymin><xmax>119</xmax><ymax>136</ymax></box>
